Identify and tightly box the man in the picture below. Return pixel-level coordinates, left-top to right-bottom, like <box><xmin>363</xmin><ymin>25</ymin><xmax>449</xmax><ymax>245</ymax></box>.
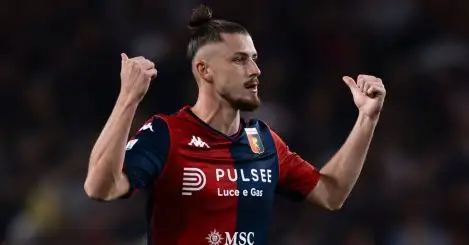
<box><xmin>84</xmin><ymin>5</ymin><xmax>386</xmax><ymax>245</ymax></box>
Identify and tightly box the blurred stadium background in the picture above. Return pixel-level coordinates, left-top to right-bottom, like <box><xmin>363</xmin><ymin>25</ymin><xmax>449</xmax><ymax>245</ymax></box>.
<box><xmin>2</xmin><ymin>0</ymin><xmax>469</xmax><ymax>244</ymax></box>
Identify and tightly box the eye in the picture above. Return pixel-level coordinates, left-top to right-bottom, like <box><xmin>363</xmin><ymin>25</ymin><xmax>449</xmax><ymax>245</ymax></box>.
<box><xmin>232</xmin><ymin>56</ymin><xmax>245</xmax><ymax>63</ymax></box>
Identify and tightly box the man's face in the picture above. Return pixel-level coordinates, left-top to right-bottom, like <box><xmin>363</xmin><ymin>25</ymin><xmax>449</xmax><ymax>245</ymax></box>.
<box><xmin>206</xmin><ymin>33</ymin><xmax>262</xmax><ymax>111</ymax></box>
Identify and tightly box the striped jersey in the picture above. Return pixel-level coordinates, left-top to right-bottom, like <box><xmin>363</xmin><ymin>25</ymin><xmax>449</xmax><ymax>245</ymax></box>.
<box><xmin>123</xmin><ymin>106</ymin><xmax>320</xmax><ymax>245</ymax></box>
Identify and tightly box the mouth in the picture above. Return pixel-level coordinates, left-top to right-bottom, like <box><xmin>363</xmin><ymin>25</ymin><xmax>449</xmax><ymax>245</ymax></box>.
<box><xmin>244</xmin><ymin>80</ymin><xmax>259</xmax><ymax>93</ymax></box>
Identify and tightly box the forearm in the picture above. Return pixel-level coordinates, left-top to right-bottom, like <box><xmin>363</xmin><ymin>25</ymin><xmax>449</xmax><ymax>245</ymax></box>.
<box><xmin>85</xmin><ymin>95</ymin><xmax>139</xmax><ymax>199</ymax></box>
<box><xmin>319</xmin><ymin>112</ymin><xmax>378</xmax><ymax>205</ymax></box>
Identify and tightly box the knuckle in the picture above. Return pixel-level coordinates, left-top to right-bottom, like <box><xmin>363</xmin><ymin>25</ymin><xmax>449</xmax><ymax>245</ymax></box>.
<box><xmin>130</xmin><ymin>56</ymin><xmax>144</xmax><ymax>62</ymax></box>
<box><xmin>360</xmin><ymin>74</ymin><xmax>372</xmax><ymax>80</ymax></box>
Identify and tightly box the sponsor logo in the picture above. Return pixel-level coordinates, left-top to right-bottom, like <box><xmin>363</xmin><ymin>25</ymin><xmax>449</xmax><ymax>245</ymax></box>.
<box><xmin>181</xmin><ymin>167</ymin><xmax>207</xmax><ymax>196</ymax></box>
<box><xmin>207</xmin><ymin>230</ymin><xmax>255</xmax><ymax>245</ymax></box>
<box><xmin>215</xmin><ymin>169</ymin><xmax>272</xmax><ymax>183</ymax></box>
<box><xmin>206</xmin><ymin>230</ymin><xmax>223</xmax><ymax>245</ymax></box>
<box><xmin>216</xmin><ymin>168</ymin><xmax>270</xmax><ymax>197</ymax></box>
<box><xmin>182</xmin><ymin>167</ymin><xmax>271</xmax><ymax>197</ymax></box>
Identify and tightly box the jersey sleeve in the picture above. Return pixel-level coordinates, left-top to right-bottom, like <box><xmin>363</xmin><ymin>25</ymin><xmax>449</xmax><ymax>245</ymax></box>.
<box><xmin>270</xmin><ymin>130</ymin><xmax>321</xmax><ymax>201</ymax></box>
<box><xmin>121</xmin><ymin>116</ymin><xmax>170</xmax><ymax>198</ymax></box>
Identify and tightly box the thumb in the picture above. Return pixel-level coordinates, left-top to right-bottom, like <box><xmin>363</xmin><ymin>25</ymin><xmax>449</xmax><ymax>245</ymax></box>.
<box><xmin>121</xmin><ymin>53</ymin><xmax>128</xmax><ymax>62</ymax></box>
<box><xmin>342</xmin><ymin>76</ymin><xmax>358</xmax><ymax>91</ymax></box>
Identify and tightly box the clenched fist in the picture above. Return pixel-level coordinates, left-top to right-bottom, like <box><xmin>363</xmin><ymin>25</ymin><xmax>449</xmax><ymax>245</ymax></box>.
<box><xmin>343</xmin><ymin>74</ymin><xmax>386</xmax><ymax>120</ymax></box>
<box><xmin>120</xmin><ymin>53</ymin><xmax>157</xmax><ymax>103</ymax></box>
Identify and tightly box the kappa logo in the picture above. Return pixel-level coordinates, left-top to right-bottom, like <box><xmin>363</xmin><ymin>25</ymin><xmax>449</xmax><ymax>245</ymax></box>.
<box><xmin>182</xmin><ymin>167</ymin><xmax>207</xmax><ymax>196</ymax></box>
<box><xmin>139</xmin><ymin>122</ymin><xmax>153</xmax><ymax>132</ymax></box>
<box><xmin>125</xmin><ymin>139</ymin><xmax>138</xmax><ymax>150</ymax></box>
<box><xmin>188</xmin><ymin>135</ymin><xmax>210</xmax><ymax>148</ymax></box>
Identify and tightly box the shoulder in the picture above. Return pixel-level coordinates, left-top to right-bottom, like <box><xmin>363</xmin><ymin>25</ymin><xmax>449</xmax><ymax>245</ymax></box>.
<box><xmin>132</xmin><ymin>114</ymin><xmax>169</xmax><ymax>137</ymax></box>
<box><xmin>155</xmin><ymin>106</ymin><xmax>196</xmax><ymax>128</ymax></box>
<box><xmin>126</xmin><ymin>115</ymin><xmax>170</xmax><ymax>152</ymax></box>
<box><xmin>140</xmin><ymin>106</ymin><xmax>191</xmax><ymax>131</ymax></box>
<box><xmin>136</xmin><ymin>106</ymin><xmax>200</xmax><ymax>147</ymax></box>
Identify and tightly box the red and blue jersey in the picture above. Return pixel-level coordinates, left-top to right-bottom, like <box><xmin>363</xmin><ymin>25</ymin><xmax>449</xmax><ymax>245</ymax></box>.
<box><xmin>123</xmin><ymin>106</ymin><xmax>321</xmax><ymax>245</ymax></box>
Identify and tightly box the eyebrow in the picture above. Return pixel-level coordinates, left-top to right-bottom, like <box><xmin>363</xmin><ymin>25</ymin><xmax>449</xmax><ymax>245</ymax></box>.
<box><xmin>233</xmin><ymin>52</ymin><xmax>258</xmax><ymax>59</ymax></box>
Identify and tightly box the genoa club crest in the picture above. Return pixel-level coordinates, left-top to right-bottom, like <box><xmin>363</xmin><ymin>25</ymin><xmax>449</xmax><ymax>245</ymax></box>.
<box><xmin>244</xmin><ymin>128</ymin><xmax>264</xmax><ymax>154</ymax></box>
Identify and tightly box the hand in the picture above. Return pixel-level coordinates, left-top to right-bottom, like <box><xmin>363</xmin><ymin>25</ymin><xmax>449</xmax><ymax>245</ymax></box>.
<box><xmin>343</xmin><ymin>74</ymin><xmax>386</xmax><ymax>120</ymax></box>
<box><xmin>119</xmin><ymin>53</ymin><xmax>157</xmax><ymax>103</ymax></box>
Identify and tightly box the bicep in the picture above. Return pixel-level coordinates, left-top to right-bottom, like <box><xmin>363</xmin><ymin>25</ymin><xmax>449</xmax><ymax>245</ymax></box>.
<box><xmin>306</xmin><ymin>175</ymin><xmax>334</xmax><ymax>208</ymax></box>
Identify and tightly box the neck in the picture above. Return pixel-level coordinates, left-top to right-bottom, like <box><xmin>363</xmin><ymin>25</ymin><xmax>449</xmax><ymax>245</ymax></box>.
<box><xmin>191</xmin><ymin>93</ymin><xmax>241</xmax><ymax>136</ymax></box>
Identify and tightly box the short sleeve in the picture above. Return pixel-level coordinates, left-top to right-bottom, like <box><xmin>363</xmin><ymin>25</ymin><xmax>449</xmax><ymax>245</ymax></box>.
<box><xmin>121</xmin><ymin>116</ymin><xmax>170</xmax><ymax>198</ymax></box>
<box><xmin>271</xmin><ymin>130</ymin><xmax>321</xmax><ymax>201</ymax></box>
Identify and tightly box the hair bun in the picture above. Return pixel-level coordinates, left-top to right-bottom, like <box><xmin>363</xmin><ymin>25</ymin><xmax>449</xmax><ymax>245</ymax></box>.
<box><xmin>188</xmin><ymin>5</ymin><xmax>213</xmax><ymax>30</ymax></box>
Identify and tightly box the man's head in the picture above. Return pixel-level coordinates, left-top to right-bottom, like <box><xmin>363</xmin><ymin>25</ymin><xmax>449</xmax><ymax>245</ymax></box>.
<box><xmin>188</xmin><ymin>5</ymin><xmax>261</xmax><ymax>112</ymax></box>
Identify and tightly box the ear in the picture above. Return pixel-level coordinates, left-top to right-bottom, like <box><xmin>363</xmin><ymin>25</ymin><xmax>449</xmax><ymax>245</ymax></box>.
<box><xmin>195</xmin><ymin>60</ymin><xmax>213</xmax><ymax>83</ymax></box>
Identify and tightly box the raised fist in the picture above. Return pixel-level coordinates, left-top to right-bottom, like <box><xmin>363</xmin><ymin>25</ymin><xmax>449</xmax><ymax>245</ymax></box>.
<box><xmin>343</xmin><ymin>74</ymin><xmax>386</xmax><ymax>120</ymax></box>
<box><xmin>120</xmin><ymin>53</ymin><xmax>157</xmax><ymax>103</ymax></box>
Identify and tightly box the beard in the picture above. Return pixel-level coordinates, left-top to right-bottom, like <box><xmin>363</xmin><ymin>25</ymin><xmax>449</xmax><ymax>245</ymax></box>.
<box><xmin>222</xmin><ymin>92</ymin><xmax>261</xmax><ymax>112</ymax></box>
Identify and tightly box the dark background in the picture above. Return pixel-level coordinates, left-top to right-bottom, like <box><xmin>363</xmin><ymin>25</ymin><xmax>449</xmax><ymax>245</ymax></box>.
<box><xmin>2</xmin><ymin>0</ymin><xmax>469</xmax><ymax>244</ymax></box>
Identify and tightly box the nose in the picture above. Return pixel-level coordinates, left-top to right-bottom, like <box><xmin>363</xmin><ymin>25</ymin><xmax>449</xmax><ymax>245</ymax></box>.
<box><xmin>248</xmin><ymin>59</ymin><xmax>261</xmax><ymax>78</ymax></box>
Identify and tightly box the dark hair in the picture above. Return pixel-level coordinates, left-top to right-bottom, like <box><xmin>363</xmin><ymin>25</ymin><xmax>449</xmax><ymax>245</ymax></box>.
<box><xmin>187</xmin><ymin>5</ymin><xmax>249</xmax><ymax>60</ymax></box>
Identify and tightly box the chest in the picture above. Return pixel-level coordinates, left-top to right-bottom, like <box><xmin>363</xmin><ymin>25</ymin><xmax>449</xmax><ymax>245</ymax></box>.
<box><xmin>156</xmin><ymin>131</ymin><xmax>279</xmax><ymax>212</ymax></box>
